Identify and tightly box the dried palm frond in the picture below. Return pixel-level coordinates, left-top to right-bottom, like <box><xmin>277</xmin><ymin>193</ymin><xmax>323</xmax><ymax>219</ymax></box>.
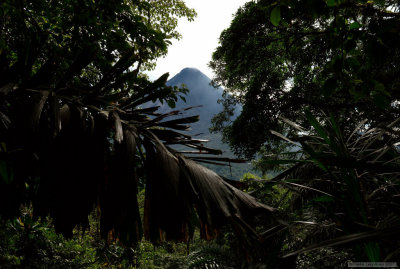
<box><xmin>0</xmin><ymin>85</ymin><xmax>277</xmax><ymax>247</ymax></box>
<box><xmin>142</xmin><ymin>132</ymin><xmax>277</xmax><ymax>244</ymax></box>
<box><xmin>179</xmin><ymin>155</ymin><xmax>276</xmax><ymax>240</ymax></box>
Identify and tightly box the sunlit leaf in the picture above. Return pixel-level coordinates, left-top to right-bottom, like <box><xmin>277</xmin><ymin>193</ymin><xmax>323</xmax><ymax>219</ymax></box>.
<box><xmin>270</xmin><ymin>6</ymin><xmax>281</xmax><ymax>26</ymax></box>
<box><xmin>349</xmin><ymin>22</ymin><xmax>361</xmax><ymax>29</ymax></box>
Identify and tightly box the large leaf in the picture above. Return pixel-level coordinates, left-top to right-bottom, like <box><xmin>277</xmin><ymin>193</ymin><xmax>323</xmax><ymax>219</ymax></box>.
<box><xmin>157</xmin><ymin>115</ymin><xmax>200</xmax><ymax>130</ymax></box>
<box><xmin>100</xmin><ymin>125</ymin><xmax>142</xmax><ymax>245</ymax></box>
<box><xmin>28</xmin><ymin>90</ymin><xmax>49</xmax><ymax>133</ymax></box>
<box><xmin>143</xmin><ymin>140</ymin><xmax>193</xmax><ymax>242</ymax></box>
<box><xmin>109</xmin><ymin>111</ymin><xmax>123</xmax><ymax>144</ymax></box>
<box><xmin>283</xmin><ymin>226</ymin><xmax>400</xmax><ymax>258</ymax></box>
<box><xmin>142</xmin><ymin>134</ymin><xmax>278</xmax><ymax>243</ymax></box>
<box><xmin>33</xmin><ymin>105</ymin><xmax>100</xmax><ymax>237</ymax></box>
<box><xmin>178</xmin><ymin>155</ymin><xmax>276</xmax><ymax>240</ymax></box>
<box><xmin>270</xmin><ymin>6</ymin><xmax>281</xmax><ymax>26</ymax></box>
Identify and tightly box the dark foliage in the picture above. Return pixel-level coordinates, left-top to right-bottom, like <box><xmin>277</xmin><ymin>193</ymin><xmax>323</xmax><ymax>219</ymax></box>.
<box><xmin>270</xmin><ymin>115</ymin><xmax>400</xmax><ymax>263</ymax></box>
<box><xmin>0</xmin><ymin>0</ymin><xmax>277</xmax><ymax>252</ymax></box>
<box><xmin>210</xmin><ymin>0</ymin><xmax>400</xmax><ymax>158</ymax></box>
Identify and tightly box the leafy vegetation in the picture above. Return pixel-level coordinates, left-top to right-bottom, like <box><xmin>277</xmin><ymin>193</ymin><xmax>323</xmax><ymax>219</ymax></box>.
<box><xmin>210</xmin><ymin>0</ymin><xmax>400</xmax><ymax>158</ymax></box>
<box><xmin>0</xmin><ymin>205</ymin><xmax>230</xmax><ymax>269</ymax></box>
<box><xmin>209</xmin><ymin>0</ymin><xmax>400</xmax><ymax>266</ymax></box>
<box><xmin>0</xmin><ymin>193</ymin><xmax>253</xmax><ymax>268</ymax></box>
<box><xmin>0</xmin><ymin>0</ymin><xmax>280</xmax><ymax>265</ymax></box>
<box><xmin>1</xmin><ymin>0</ymin><xmax>400</xmax><ymax>267</ymax></box>
<box><xmin>273</xmin><ymin>115</ymin><xmax>400</xmax><ymax>263</ymax></box>
<box><xmin>0</xmin><ymin>1</ymin><xmax>314</xmax><ymax>268</ymax></box>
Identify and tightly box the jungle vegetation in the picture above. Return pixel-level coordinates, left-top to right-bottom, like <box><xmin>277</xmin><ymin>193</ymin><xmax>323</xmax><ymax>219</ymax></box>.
<box><xmin>1</xmin><ymin>0</ymin><xmax>400</xmax><ymax>268</ymax></box>
<box><xmin>210</xmin><ymin>0</ymin><xmax>400</xmax><ymax>266</ymax></box>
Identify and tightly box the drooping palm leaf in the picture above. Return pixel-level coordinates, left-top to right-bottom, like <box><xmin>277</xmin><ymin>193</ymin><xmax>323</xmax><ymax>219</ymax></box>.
<box><xmin>178</xmin><ymin>155</ymin><xmax>276</xmax><ymax>240</ymax></box>
<box><xmin>140</xmin><ymin>130</ymin><xmax>278</xmax><ymax>244</ymax></box>
<box><xmin>28</xmin><ymin>90</ymin><xmax>49</xmax><ymax>133</ymax></box>
<box><xmin>100</xmin><ymin>124</ymin><xmax>142</xmax><ymax>245</ymax></box>
<box><xmin>143</xmin><ymin>138</ymin><xmax>193</xmax><ymax>243</ymax></box>
<box><xmin>109</xmin><ymin>111</ymin><xmax>124</xmax><ymax>144</ymax></box>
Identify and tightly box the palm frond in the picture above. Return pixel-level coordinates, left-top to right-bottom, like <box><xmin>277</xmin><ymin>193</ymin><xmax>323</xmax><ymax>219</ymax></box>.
<box><xmin>109</xmin><ymin>111</ymin><xmax>124</xmax><ymax>144</ymax></box>
<box><xmin>271</xmin><ymin>113</ymin><xmax>400</xmax><ymax>260</ymax></box>
<box><xmin>28</xmin><ymin>90</ymin><xmax>49</xmax><ymax>132</ymax></box>
<box><xmin>178</xmin><ymin>155</ymin><xmax>276</xmax><ymax>240</ymax></box>
<box><xmin>0</xmin><ymin>111</ymin><xmax>10</xmax><ymax>131</ymax></box>
<box><xmin>283</xmin><ymin>225</ymin><xmax>400</xmax><ymax>258</ymax></box>
<box><xmin>143</xmin><ymin>139</ymin><xmax>193</xmax><ymax>243</ymax></box>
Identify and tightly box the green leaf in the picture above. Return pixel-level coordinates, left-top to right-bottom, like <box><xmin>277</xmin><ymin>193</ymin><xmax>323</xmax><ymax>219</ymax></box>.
<box><xmin>0</xmin><ymin>142</ymin><xmax>6</xmax><ymax>152</ymax></box>
<box><xmin>328</xmin><ymin>114</ymin><xmax>341</xmax><ymax>142</ymax></box>
<box><xmin>300</xmin><ymin>142</ymin><xmax>329</xmax><ymax>172</ymax></box>
<box><xmin>0</xmin><ymin>160</ymin><xmax>13</xmax><ymax>184</ymax></box>
<box><xmin>159</xmin><ymin>115</ymin><xmax>200</xmax><ymax>126</ymax></box>
<box><xmin>365</xmin><ymin>242</ymin><xmax>381</xmax><ymax>262</ymax></box>
<box><xmin>304</xmin><ymin>109</ymin><xmax>330</xmax><ymax>144</ymax></box>
<box><xmin>167</xmin><ymin>99</ymin><xmax>176</xmax><ymax>108</ymax></box>
<box><xmin>270</xmin><ymin>6</ymin><xmax>281</xmax><ymax>27</ymax></box>
<box><xmin>349</xmin><ymin>22</ymin><xmax>361</xmax><ymax>30</ymax></box>
<box><xmin>373</xmin><ymin>0</ymin><xmax>385</xmax><ymax>7</ymax></box>
<box><xmin>326</xmin><ymin>0</ymin><xmax>336</xmax><ymax>7</ymax></box>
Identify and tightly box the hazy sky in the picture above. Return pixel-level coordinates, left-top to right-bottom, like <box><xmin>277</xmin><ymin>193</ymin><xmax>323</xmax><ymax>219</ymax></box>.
<box><xmin>147</xmin><ymin>0</ymin><xmax>249</xmax><ymax>81</ymax></box>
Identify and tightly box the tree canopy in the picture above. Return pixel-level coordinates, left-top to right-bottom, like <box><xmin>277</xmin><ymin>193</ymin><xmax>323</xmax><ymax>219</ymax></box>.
<box><xmin>0</xmin><ymin>0</ymin><xmax>277</xmax><ymax>249</ymax></box>
<box><xmin>210</xmin><ymin>0</ymin><xmax>400</xmax><ymax>158</ymax></box>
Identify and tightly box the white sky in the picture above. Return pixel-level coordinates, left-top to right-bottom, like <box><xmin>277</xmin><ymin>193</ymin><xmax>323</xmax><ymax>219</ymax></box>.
<box><xmin>147</xmin><ymin>0</ymin><xmax>249</xmax><ymax>81</ymax></box>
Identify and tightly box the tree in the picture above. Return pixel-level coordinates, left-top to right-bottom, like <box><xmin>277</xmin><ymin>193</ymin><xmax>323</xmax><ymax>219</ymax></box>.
<box><xmin>0</xmin><ymin>0</ymin><xmax>277</xmax><ymax>251</ymax></box>
<box><xmin>210</xmin><ymin>0</ymin><xmax>400</xmax><ymax>158</ymax></box>
<box><xmin>210</xmin><ymin>0</ymin><xmax>400</xmax><ymax>263</ymax></box>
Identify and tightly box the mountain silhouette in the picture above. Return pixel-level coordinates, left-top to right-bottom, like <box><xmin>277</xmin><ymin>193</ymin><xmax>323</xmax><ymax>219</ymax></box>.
<box><xmin>158</xmin><ymin>67</ymin><xmax>256</xmax><ymax>179</ymax></box>
<box><xmin>165</xmin><ymin>67</ymin><xmax>224</xmax><ymax>135</ymax></box>
<box><xmin>167</xmin><ymin>67</ymin><xmax>222</xmax><ymax>110</ymax></box>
